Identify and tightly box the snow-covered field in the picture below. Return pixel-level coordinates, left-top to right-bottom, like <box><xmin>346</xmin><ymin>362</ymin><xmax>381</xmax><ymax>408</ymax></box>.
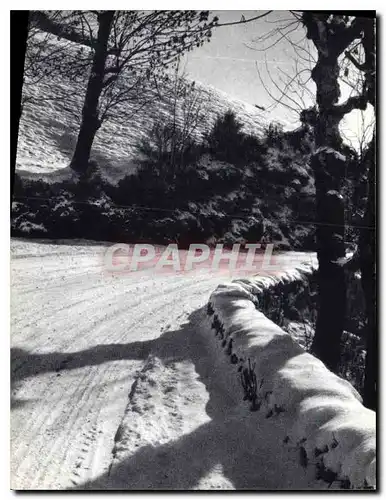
<box><xmin>11</xmin><ymin>238</ymin><xmax>331</xmax><ymax>490</ymax></box>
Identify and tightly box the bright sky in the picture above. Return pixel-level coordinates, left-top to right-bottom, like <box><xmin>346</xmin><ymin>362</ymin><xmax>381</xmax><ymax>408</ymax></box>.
<box><xmin>182</xmin><ymin>10</ymin><xmax>374</xmax><ymax>151</ymax></box>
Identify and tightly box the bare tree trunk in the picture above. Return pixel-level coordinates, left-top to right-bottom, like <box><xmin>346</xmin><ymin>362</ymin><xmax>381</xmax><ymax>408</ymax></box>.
<box><xmin>358</xmin><ymin>19</ymin><xmax>376</xmax><ymax>410</ymax></box>
<box><xmin>359</xmin><ymin>135</ymin><xmax>376</xmax><ymax>409</ymax></box>
<box><xmin>308</xmin><ymin>40</ymin><xmax>347</xmax><ymax>372</ymax></box>
<box><xmin>70</xmin><ymin>11</ymin><xmax>114</xmax><ymax>173</ymax></box>
<box><xmin>311</xmin><ymin>148</ymin><xmax>347</xmax><ymax>371</ymax></box>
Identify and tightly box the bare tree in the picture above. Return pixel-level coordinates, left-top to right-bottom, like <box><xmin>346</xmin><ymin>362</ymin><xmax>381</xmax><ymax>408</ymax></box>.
<box><xmin>298</xmin><ymin>14</ymin><xmax>375</xmax><ymax>401</ymax></box>
<box><xmin>248</xmin><ymin>12</ymin><xmax>376</xmax><ymax>408</ymax></box>
<box><xmin>137</xmin><ymin>58</ymin><xmax>206</xmax><ymax>178</ymax></box>
<box><xmin>249</xmin><ymin>13</ymin><xmax>316</xmax><ymax>120</ymax></box>
<box><xmin>163</xmin><ymin>59</ymin><xmax>207</xmax><ymax>176</ymax></box>
<box><xmin>22</xmin><ymin>12</ymin><xmax>92</xmax><ymax>110</ymax></box>
<box><xmin>250</xmin><ymin>12</ymin><xmax>374</xmax><ymax>149</ymax></box>
<box><xmin>31</xmin><ymin>10</ymin><xmax>220</xmax><ymax>174</ymax></box>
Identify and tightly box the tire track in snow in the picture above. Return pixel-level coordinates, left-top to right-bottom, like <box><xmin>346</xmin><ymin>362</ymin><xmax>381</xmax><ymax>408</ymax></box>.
<box><xmin>14</xmin><ymin>291</ymin><xmax>210</xmax><ymax>488</ymax></box>
<box><xmin>10</xmin><ymin>239</ymin><xmax>229</xmax><ymax>489</ymax></box>
<box><xmin>11</xmin><ymin>239</ymin><xmax>316</xmax><ymax>489</ymax></box>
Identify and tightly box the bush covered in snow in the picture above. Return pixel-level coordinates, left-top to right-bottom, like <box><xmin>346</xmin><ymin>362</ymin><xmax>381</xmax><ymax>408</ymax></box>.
<box><xmin>12</xmin><ymin>106</ymin><xmax>319</xmax><ymax>250</ymax></box>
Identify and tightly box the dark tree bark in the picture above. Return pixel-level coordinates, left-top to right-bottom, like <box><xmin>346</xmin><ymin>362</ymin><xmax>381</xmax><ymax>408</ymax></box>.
<box><xmin>311</xmin><ymin>149</ymin><xmax>347</xmax><ymax>371</ymax></box>
<box><xmin>70</xmin><ymin>11</ymin><xmax>115</xmax><ymax>174</ymax></box>
<box><xmin>358</xmin><ymin>19</ymin><xmax>376</xmax><ymax>410</ymax></box>
<box><xmin>304</xmin><ymin>14</ymin><xmax>376</xmax><ymax>384</ymax></box>
<box><xmin>302</xmin><ymin>15</ymin><xmax>349</xmax><ymax>372</ymax></box>
<box><xmin>360</xmin><ymin>136</ymin><xmax>376</xmax><ymax>410</ymax></box>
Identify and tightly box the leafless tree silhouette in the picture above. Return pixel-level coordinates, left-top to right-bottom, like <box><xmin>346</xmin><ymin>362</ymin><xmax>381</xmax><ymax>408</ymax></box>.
<box><xmin>30</xmin><ymin>10</ymin><xmax>220</xmax><ymax>173</ymax></box>
<box><xmin>248</xmin><ymin>11</ymin><xmax>376</xmax><ymax>409</ymax></box>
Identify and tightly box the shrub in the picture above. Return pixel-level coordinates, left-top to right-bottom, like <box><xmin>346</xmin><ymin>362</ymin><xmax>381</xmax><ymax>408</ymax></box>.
<box><xmin>241</xmin><ymin>134</ymin><xmax>267</xmax><ymax>162</ymax></box>
<box><xmin>12</xmin><ymin>173</ymin><xmax>24</xmax><ymax>199</ymax></box>
<box><xmin>263</xmin><ymin>122</ymin><xmax>285</xmax><ymax>148</ymax></box>
<box><xmin>205</xmin><ymin>109</ymin><xmax>246</xmax><ymax>164</ymax></box>
<box><xmin>136</xmin><ymin>120</ymin><xmax>203</xmax><ymax>180</ymax></box>
<box><xmin>284</xmin><ymin>126</ymin><xmax>315</xmax><ymax>154</ymax></box>
<box><xmin>278</xmin><ymin>151</ymin><xmax>293</xmax><ymax>169</ymax></box>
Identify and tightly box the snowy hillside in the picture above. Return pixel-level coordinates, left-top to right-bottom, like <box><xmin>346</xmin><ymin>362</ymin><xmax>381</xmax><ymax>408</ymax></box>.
<box><xmin>17</xmin><ymin>52</ymin><xmax>272</xmax><ymax>183</ymax></box>
<box><xmin>13</xmin><ymin>31</ymin><xmax>317</xmax><ymax>250</ymax></box>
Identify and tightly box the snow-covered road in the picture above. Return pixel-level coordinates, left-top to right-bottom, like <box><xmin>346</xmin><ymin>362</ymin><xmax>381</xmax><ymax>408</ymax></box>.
<box><xmin>11</xmin><ymin>239</ymin><xmax>318</xmax><ymax>490</ymax></box>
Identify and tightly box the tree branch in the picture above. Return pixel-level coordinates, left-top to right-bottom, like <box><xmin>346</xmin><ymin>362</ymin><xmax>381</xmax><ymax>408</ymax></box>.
<box><xmin>334</xmin><ymin>92</ymin><xmax>368</xmax><ymax>117</ymax></box>
<box><xmin>345</xmin><ymin>49</ymin><xmax>366</xmax><ymax>71</ymax></box>
<box><xmin>215</xmin><ymin>11</ymin><xmax>273</xmax><ymax>28</ymax></box>
<box><xmin>29</xmin><ymin>11</ymin><xmax>94</xmax><ymax>48</ymax></box>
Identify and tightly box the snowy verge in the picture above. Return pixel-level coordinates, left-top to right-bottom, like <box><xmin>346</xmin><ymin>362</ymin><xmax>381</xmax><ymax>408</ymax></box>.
<box><xmin>207</xmin><ymin>263</ymin><xmax>376</xmax><ymax>490</ymax></box>
<box><xmin>89</xmin><ymin>355</ymin><xmax>234</xmax><ymax>490</ymax></box>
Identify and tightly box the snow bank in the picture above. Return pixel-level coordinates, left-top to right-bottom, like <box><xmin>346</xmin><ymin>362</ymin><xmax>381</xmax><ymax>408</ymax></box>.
<box><xmin>207</xmin><ymin>263</ymin><xmax>376</xmax><ymax>490</ymax></box>
<box><xmin>100</xmin><ymin>355</ymin><xmax>217</xmax><ymax>490</ymax></box>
